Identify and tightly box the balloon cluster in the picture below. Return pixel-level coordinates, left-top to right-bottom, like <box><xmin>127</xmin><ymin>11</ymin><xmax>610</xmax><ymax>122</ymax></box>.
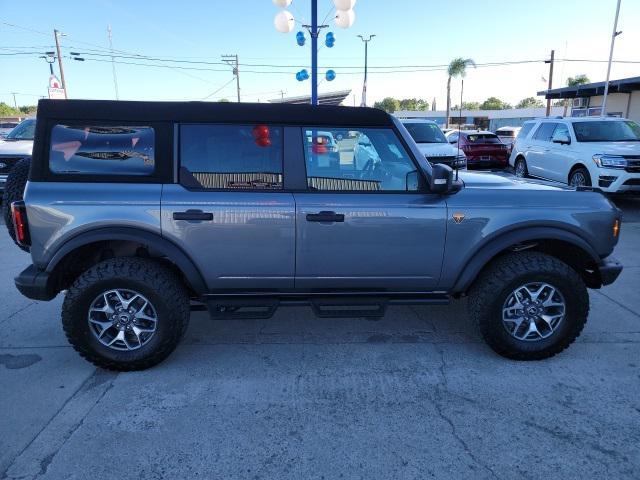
<box><xmin>252</xmin><ymin>125</ymin><xmax>272</xmax><ymax>147</ymax></box>
<box><xmin>273</xmin><ymin>1</ymin><xmax>357</xmax><ymax>84</ymax></box>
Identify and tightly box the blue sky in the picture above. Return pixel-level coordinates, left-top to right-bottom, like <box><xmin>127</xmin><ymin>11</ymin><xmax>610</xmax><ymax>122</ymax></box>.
<box><xmin>1</xmin><ymin>0</ymin><xmax>639</xmax><ymax>109</ymax></box>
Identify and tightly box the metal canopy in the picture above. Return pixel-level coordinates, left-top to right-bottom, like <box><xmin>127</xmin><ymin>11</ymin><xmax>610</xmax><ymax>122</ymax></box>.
<box><xmin>538</xmin><ymin>76</ymin><xmax>640</xmax><ymax>99</ymax></box>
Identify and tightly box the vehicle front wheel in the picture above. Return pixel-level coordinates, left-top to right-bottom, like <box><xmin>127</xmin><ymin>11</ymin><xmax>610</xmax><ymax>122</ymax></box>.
<box><xmin>62</xmin><ymin>257</ymin><xmax>190</xmax><ymax>371</ymax></box>
<box><xmin>468</xmin><ymin>252</ymin><xmax>589</xmax><ymax>360</ymax></box>
<box><xmin>514</xmin><ymin>158</ymin><xmax>528</xmax><ymax>178</ymax></box>
<box><xmin>569</xmin><ymin>167</ymin><xmax>592</xmax><ymax>188</ymax></box>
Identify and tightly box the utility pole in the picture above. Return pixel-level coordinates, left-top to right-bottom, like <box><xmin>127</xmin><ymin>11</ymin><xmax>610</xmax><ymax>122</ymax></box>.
<box><xmin>107</xmin><ymin>25</ymin><xmax>120</xmax><ymax>100</ymax></box>
<box><xmin>358</xmin><ymin>34</ymin><xmax>375</xmax><ymax>107</ymax></box>
<box><xmin>53</xmin><ymin>29</ymin><xmax>68</xmax><ymax>99</ymax></box>
<box><xmin>222</xmin><ymin>54</ymin><xmax>240</xmax><ymax>102</ymax></box>
<box><xmin>544</xmin><ymin>49</ymin><xmax>554</xmax><ymax>116</ymax></box>
<box><xmin>11</xmin><ymin>93</ymin><xmax>18</xmax><ymax>110</ymax></box>
<box><xmin>602</xmin><ymin>0</ymin><xmax>622</xmax><ymax>117</ymax></box>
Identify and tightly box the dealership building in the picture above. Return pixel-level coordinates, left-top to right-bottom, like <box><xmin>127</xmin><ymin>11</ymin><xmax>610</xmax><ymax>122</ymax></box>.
<box><xmin>538</xmin><ymin>76</ymin><xmax>640</xmax><ymax>122</ymax></box>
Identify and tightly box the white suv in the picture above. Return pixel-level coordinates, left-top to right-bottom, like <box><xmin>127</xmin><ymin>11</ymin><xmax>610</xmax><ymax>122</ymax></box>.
<box><xmin>400</xmin><ymin>119</ymin><xmax>467</xmax><ymax>169</ymax></box>
<box><xmin>509</xmin><ymin>117</ymin><xmax>640</xmax><ymax>193</ymax></box>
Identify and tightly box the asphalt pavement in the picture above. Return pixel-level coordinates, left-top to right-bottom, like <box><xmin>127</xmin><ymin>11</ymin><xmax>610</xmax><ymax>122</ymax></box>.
<box><xmin>1</xmin><ymin>194</ymin><xmax>639</xmax><ymax>480</ymax></box>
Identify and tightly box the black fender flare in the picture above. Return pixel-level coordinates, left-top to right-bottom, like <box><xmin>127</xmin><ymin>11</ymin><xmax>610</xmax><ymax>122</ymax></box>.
<box><xmin>452</xmin><ymin>226</ymin><xmax>601</xmax><ymax>293</ymax></box>
<box><xmin>45</xmin><ymin>227</ymin><xmax>207</xmax><ymax>295</ymax></box>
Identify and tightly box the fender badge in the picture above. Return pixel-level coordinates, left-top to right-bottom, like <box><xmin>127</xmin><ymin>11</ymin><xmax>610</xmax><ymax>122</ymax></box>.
<box><xmin>453</xmin><ymin>213</ymin><xmax>465</xmax><ymax>224</ymax></box>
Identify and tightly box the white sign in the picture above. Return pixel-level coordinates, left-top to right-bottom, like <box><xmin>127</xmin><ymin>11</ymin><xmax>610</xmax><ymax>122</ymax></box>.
<box><xmin>48</xmin><ymin>87</ymin><xmax>66</xmax><ymax>99</ymax></box>
<box><xmin>49</xmin><ymin>75</ymin><xmax>62</xmax><ymax>89</ymax></box>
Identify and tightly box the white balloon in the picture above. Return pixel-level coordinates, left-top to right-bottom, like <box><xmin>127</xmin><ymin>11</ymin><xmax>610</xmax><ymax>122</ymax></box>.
<box><xmin>274</xmin><ymin>10</ymin><xmax>295</xmax><ymax>33</ymax></box>
<box><xmin>334</xmin><ymin>9</ymin><xmax>355</xmax><ymax>28</ymax></box>
<box><xmin>272</xmin><ymin>0</ymin><xmax>292</xmax><ymax>7</ymax></box>
<box><xmin>333</xmin><ymin>0</ymin><xmax>356</xmax><ymax>10</ymax></box>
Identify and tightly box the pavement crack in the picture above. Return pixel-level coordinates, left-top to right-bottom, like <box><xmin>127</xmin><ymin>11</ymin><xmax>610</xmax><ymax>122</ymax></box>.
<box><xmin>0</xmin><ymin>302</ymin><xmax>36</xmax><ymax>326</ymax></box>
<box><xmin>433</xmin><ymin>349</ymin><xmax>501</xmax><ymax>480</ymax></box>
<box><xmin>594</xmin><ymin>291</ymin><xmax>640</xmax><ymax>319</ymax></box>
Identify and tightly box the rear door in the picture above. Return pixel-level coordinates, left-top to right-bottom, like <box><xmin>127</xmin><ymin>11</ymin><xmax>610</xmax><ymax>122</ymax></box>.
<box><xmin>528</xmin><ymin>122</ymin><xmax>558</xmax><ymax>178</ymax></box>
<box><xmin>293</xmin><ymin>126</ymin><xmax>447</xmax><ymax>291</ymax></box>
<box><xmin>161</xmin><ymin>123</ymin><xmax>296</xmax><ymax>291</ymax></box>
<box><xmin>546</xmin><ymin>123</ymin><xmax>575</xmax><ymax>183</ymax></box>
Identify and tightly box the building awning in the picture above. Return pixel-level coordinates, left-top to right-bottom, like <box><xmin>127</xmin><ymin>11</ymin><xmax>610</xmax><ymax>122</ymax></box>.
<box><xmin>538</xmin><ymin>76</ymin><xmax>640</xmax><ymax>99</ymax></box>
<box><xmin>269</xmin><ymin>89</ymin><xmax>351</xmax><ymax>106</ymax></box>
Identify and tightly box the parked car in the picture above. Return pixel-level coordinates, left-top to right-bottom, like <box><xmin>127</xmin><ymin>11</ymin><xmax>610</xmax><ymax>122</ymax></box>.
<box><xmin>400</xmin><ymin>119</ymin><xmax>466</xmax><ymax>169</ymax></box>
<box><xmin>509</xmin><ymin>117</ymin><xmax>640</xmax><ymax>192</ymax></box>
<box><xmin>495</xmin><ymin>126</ymin><xmax>521</xmax><ymax>153</ymax></box>
<box><xmin>0</xmin><ymin>121</ymin><xmax>20</xmax><ymax>138</ymax></box>
<box><xmin>305</xmin><ymin>130</ymin><xmax>340</xmax><ymax>174</ymax></box>
<box><xmin>0</xmin><ymin>118</ymin><xmax>35</xmax><ymax>193</ymax></box>
<box><xmin>445</xmin><ymin>130</ymin><xmax>509</xmax><ymax>169</ymax></box>
<box><xmin>12</xmin><ymin>99</ymin><xmax>622</xmax><ymax>370</ymax></box>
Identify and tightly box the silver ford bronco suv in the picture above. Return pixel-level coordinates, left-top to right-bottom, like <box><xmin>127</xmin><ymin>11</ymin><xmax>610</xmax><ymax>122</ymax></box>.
<box><xmin>10</xmin><ymin>100</ymin><xmax>623</xmax><ymax>371</ymax></box>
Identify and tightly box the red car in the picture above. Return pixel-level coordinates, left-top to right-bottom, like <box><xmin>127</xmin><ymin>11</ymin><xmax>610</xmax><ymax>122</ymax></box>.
<box><xmin>446</xmin><ymin>130</ymin><xmax>509</xmax><ymax>169</ymax></box>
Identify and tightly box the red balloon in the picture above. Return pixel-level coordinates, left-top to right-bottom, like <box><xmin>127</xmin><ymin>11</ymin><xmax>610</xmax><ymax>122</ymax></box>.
<box><xmin>255</xmin><ymin>137</ymin><xmax>272</xmax><ymax>147</ymax></box>
<box><xmin>252</xmin><ymin>125</ymin><xmax>270</xmax><ymax>139</ymax></box>
<box><xmin>312</xmin><ymin>144</ymin><xmax>328</xmax><ymax>154</ymax></box>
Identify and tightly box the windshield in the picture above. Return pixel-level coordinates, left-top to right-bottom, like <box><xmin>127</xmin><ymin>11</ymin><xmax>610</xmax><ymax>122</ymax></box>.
<box><xmin>6</xmin><ymin>119</ymin><xmax>36</xmax><ymax>141</ymax></box>
<box><xmin>403</xmin><ymin>122</ymin><xmax>447</xmax><ymax>144</ymax></box>
<box><xmin>572</xmin><ymin>120</ymin><xmax>640</xmax><ymax>142</ymax></box>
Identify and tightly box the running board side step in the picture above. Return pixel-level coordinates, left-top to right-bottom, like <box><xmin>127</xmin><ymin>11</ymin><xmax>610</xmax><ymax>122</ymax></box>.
<box><xmin>202</xmin><ymin>292</ymin><xmax>450</xmax><ymax>320</ymax></box>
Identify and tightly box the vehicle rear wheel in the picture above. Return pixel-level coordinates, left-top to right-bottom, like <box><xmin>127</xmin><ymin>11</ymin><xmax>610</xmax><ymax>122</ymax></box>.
<box><xmin>62</xmin><ymin>257</ymin><xmax>190</xmax><ymax>371</ymax></box>
<box><xmin>569</xmin><ymin>167</ymin><xmax>591</xmax><ymax>188</ymax></box>
<box><xmin>514</xmin><ymin>158</ymin><xmax>528</xmax><ymax>178</ymax></box>
<box><xmin>468</xmin><ymin>251</ymin><xmax>589</xmax><ymax>360</ymax></box>
<box><xmin>1</xmin><ymin>157</ymin><xmax>31</xmax><ymax>251</ymax></box>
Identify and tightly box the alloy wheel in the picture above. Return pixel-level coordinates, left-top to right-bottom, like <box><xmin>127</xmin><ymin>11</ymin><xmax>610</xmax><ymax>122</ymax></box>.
<box><xmin>88</xmin><ymin>289</ymin><xmax>158</xmax><ymax>351</ymax></box>
<box><xmin>502</xmin><ymin>282</ymin><xmax>566</xmax><ymax>341</ymax></box>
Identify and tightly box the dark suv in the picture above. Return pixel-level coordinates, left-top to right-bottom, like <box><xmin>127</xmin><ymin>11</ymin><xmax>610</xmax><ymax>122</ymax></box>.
<box><xmin>10</xmin><ymin>100</ymin><xmax>622</xmax><ymax>370</ymax></box>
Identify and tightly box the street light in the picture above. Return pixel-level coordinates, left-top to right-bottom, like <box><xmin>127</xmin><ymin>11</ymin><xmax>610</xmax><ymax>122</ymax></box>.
<box><xmin>357</xmin><ymin>34</ymin><xmax>375</xmax><ymax>107</ymax></box>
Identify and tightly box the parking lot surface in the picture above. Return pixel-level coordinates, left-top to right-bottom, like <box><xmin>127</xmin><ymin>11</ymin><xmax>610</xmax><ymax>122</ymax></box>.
<box><xmin>1</xmin><ymin>194</ymin><xmax>639</xmax><ymax>480</ymax></box>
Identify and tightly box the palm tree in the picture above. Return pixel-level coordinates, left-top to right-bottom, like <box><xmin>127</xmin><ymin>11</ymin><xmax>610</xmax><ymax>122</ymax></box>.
<box><xmin>446</xmin><ymin>58</ymin><xmax>476</xmax><ymax>128</ymax></box>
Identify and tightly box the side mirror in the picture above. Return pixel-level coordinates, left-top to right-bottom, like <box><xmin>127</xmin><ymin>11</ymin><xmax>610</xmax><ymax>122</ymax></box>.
<box><xmin>449</xmin><ymin>138</ymin><xmax>457</xmax><ymax>144</ymax></box>
<box><xmin>430</xmin><ymin>163</ymin><xmax>453</xmax><ymax>194</ymax></box>
<box><xmin>553</xmin><ymin>134</ymin><xmax>571</xmax><ymax>145</ymax></box>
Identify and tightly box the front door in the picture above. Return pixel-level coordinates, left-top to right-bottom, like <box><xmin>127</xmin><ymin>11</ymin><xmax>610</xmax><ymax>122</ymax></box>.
<box><xmin>161</xmin><ymin>123</ymin><xmax>295</xmax><ymax>291</ymax></box>
<box><xmin>294</xmin><ymin>126</ymin><xmax>447</xmax><ymax>291</ymax></box>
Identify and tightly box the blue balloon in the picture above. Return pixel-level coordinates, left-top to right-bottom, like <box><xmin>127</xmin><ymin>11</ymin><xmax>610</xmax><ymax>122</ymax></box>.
<box><xmin>296</xmin><ymin>69</ymin><xmax>309</xmax><ymax>81</ymax></box>
<box><xmin>296</xmin><ymin>31</ymin><xmax>306</xmax><ymax>46</ymax></box>
<box><xmin>326</xmin><ymin>69</ymin><xmax>336</xmax><ymax>81</ymax></box>
<box><xmin>325</xmin><ymin>32</ymin><xmax>335</xmax><ymax>48</ymax></box>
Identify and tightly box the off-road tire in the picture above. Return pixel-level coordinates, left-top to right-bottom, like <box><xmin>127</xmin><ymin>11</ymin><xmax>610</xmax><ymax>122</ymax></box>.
<box><xmin>62</xmin><ymin>257</ymin><xmax>190</xmax><ymax>371</ymax></box>
<box><xmin>468</xmin><ymin>251</ymin><xmax>589</xmax><ymax>360</ymax></box>
<box><xmin>2</xmin><ymin>157</ymin><xmax>31</xmax><ymax>251</ymax></box>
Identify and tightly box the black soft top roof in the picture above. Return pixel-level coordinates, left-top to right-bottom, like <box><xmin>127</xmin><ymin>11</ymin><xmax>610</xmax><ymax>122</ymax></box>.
<box><xmin>37</xmin><ymin>99</ymin><xmax>392</xmax><ymax>127</ymax></box>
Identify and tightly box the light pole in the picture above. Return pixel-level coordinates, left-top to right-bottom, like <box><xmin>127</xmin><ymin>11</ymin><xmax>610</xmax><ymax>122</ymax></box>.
<box><xmin>602</xmin><ymin>0</ymin><xmax>622</xmax><ymax>117</ymax></box>
<box><xmin>358</xmin><ymin>34</ymin><xmax>375</xmax><ymax>107</ymax></box>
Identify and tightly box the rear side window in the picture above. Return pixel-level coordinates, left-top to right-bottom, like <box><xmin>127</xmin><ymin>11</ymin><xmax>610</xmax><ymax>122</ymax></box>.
<box><xmin>533</xmin><ymin>122</ymin><xmax>558</xmax><ymax>142</ymax></box>
<box><xmin>49</xmin><ymin>125</ymin><xmax>154</xmax><ymax>175</ymax></box>
<box><xmin>517</xmin><ymin>123</ymin><xmax>535</xmax><ymax>139</ymax></box>
<box><xmin>179</xmin><ymin>124</ymin><xmax>283</xmax><ymax>190</ymax></box>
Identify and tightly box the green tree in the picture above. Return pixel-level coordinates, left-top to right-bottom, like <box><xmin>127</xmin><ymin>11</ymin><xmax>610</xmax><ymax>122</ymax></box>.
<box><xmin>515</xmin><ymin>97</ymin><xmax>544</xmax><ymax>109</ymax></box>
<box><xmin>18</xmin><ymin>105</ymin><xmax>37</xmax><ymax>115</ymax></box>
<box><xmin>374</xmin><ymin>97</ymin><xmax>401</xmax><ymax>113</ymax></box>
<box><xmin>567</xmin><ymin>74</ymin><xmax>590</xmax><ymax>87</ymax></box>
<box><xmin>398</xmin><ymin>98</ymin><xmax>429</xmax><ymax>111</ymax></box>
<box><xmin>452</xmin><ymin>101</ymin><xmax>480</xmax><ymax>111</ymax></box>
<box><xmin>479</xmin><ymin>97</ymin><xmax>512</xmax><ymax>110</ymax></box>
<box><xmin>446</xmin><ymin>57</ymin><xmax>476</xmax><ymax>127</ymax></box>
<box><xmin>216</xmin><ymin>98</ymin><xmax>231</xmax><ymax>103</ymax></box>
<box><xmin>0</xmin><ymin>102</ymin><xmax>19</xmax><ymax>116</ymax></box>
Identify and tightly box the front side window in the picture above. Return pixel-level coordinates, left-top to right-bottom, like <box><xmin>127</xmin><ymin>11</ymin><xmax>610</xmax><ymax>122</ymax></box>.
<box><xmin>303</xmin><ymin>127</ymin><xmax>419</xmax><ymax>192</ymax></box>
<box><xmin>49</xmin><ymin>125</ymin><xmax>154</xmax><ymax>175</ymax></box>
<box><xmin>572</xmin><ymin>120</ymin><xmax>640</xmax><ymax>142</ymax></box>
<box><xmin>180</xmin><ymin>124</ymin><xmax>283</xmax><ymax>190</ymax></box>
<box><xmin>551</xmin><ymin>124</ymin><xmax>570</xmax><ymax>142</ymax></box>
<box><xmin>533</xmin><ymin>122</ymin><xmax>558</xmax><ymax>142</ymax></box>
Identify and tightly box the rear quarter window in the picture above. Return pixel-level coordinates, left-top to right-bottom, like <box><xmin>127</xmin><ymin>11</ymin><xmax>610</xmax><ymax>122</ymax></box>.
<box><xmin>516</xmin><ymin>123</ymin><xmax>535</xmax><ymax>140</ymax></box>
<box><xmin>49</xmin><ymin>125</ymin><xmax>155</xmax><ymax>175</ymax></box>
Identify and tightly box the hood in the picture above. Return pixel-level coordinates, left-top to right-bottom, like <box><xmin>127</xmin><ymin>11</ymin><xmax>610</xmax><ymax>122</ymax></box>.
<box><xmin>585</xmin><ymin>141</ymin><xmax>640</xmax><ymax>155</ymax></box>
<box><xmin>414</xmin><ymin>142</ymin><xmax>462</xmax><ymax>157</ymax></box>
<box><xmin>0</xmin><ymin>139</ymin><xmax>33</xmax><ymax>156</ymax></box>
<box><xmin>458</xmin><ymin>171</ymin><xmax>568</xmax><ymax>191</ymax></box>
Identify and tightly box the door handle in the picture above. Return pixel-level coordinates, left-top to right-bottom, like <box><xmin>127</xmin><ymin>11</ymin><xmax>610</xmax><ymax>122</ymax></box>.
<box><xmin>173</xmin><ymin>209</ymin><xmax>213</xmax><ymax>221</ymax></box>
<box><xmin>306</xmin><ymin>211</ymin><xmax>345</xmax><ymax>223</ymax></box>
